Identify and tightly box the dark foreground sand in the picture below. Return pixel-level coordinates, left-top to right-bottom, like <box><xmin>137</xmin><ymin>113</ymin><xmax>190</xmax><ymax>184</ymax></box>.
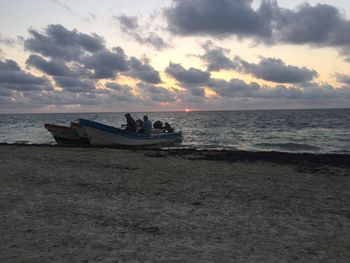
<box><xmin>1</xmin><ymin>145</ymin><xmax>349</xmax><ymax>262</ymax></box>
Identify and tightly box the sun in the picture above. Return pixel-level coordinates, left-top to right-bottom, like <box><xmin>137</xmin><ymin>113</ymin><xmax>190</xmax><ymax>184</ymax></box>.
<box><xmin>185</xmin><ymin>108</ymin><xmax>190</xmax><ymax>112</ymax></box>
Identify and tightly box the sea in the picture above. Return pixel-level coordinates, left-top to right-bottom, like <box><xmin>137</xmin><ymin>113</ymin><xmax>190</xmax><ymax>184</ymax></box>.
<box><xmin>0</xmin><ymin>109</ymin><xmax>349</xmax><ymax>154</ymax></box>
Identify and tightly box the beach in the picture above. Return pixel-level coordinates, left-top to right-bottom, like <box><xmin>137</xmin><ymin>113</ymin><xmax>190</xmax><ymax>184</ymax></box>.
<box><xmin>1</xmin><ymin>145</ymin><xmax>349</xmax><ymax>262</ymax></box>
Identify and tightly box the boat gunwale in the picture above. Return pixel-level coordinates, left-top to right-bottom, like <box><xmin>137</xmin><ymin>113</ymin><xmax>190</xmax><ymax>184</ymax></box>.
<box><xmin>78</xmin><ymin>118</ymin><xmax>182</xmax><ymax>141</ymax></box>
<box><xmin>44</xmin><ymin>123</ymin><xmax>75</xmax><ymax>132</ymax></box>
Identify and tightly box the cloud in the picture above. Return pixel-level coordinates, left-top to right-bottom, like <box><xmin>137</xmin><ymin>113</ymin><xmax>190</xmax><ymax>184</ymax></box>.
<box><xmin>165</xmin><ymin>62</ymin><xmax>210</xmax><ymax>86</ymax></box>
<box><xmin>335</xmin><ymin>73</ymin><xmax>350</xmax><ymax>86</ymax></box>
<box><xmin>24</xmin><ymin>24</ymin><xmax>105</xmax><ymax>61</ymax></box>
<box><xmin>105</xmin><ymin>82</ymin><xmax>138</xmax><ymax>102</ymax></box>
<box><xmin>258</xmin><ymin>85</ymin><xmax>303</xmax><ymax>99</ymax></box>
<box><xmin>233</xmin><ymin>56</ymin><xmax>318</xmax><ymax>83</ymax></box>
<box><xmin>272</xmin><ymin>3</ymin><xmax>349</xmax><ymax>47</ymax></box>
<box><xmin>3</xmin><ymin>20</ymin><xmax>349</xmax><ymax>111</ymax></box>
<box><xmin>128</xmin><ymin>57</ymin><xmax>161</xmax><ymax>84</ymax></box>
<box><xmin>50</xmin><ymin>0</ymin><xmax>73</xmax><ymax>13</ymax></box>
<box><xmin>81</xmin><ymin>47</ymin><xmax>129</xmax><ymax>79</ymax></box>
<box><xmin>165</xmin><ymin>1</ymin><xmax>350</xmax><ymax>61</ymax></box>
<box><xmin>135</xmin><ymin>33</ymin><xmax>170</xmax><ymax>51</ymax></box>
<box><xmin>200</xmin><ymin>41</ymin><xmax>318</xmax><ymax>83</ymax></box>
<box><xmin>190</xmin><ymin>87</ymin><xmax>206</xmax><ymax>97</ymax></box>
<box><xmin>137</xmin><ymin>82</ymin><xmax>177</xmax><ymax>102</ymax></box>
<box><xmin>24</xmin><ymin>25</ymin><xmax>131</xmax><ymax>80</ymax></box>
<box><xmin>117</xmin><ymin>15</ymin><xmax>139</xmax><ymax>30</ymax></box>
<box><xmin>116</xmin><ymin>14</ymin><xmax>170</xmax><ymax>50</ymax></box>
<box><xmin>165</xmin><ymin>0</ymin><xmax>272</xmax><ymax>37</ymax></box>
<box><xmin>0</xmin><ymin>59</ymin><xmax>52</xmax><ymax>91</ymax></box>
<box><xmin>207</xmin><ymin>78</ymin><xmax>260</xmax><ymax>97</ymax></box>
<box><xmin>26</xmin><ymin>54</ymin><xmax>97</xmax><ymax>92</ymax></box>
<box><xmin>199</xmin><ymin>41</ymin><xmax>318</xmax><ymax>83</ymax></box>
<box><xmin>206</xmin><ymin>77</ymin><xmax>350</xmax><ymax>100</ymax></box>
<box><xmin>0</xmin><ymin>35</ymin><xmax>17</xmax><ymax>47</ymax></box>
<box><xmin>26</xmin><ymin>54</ymin><xmax>72</xmax><ymax>76</ymax></box>
<box><xmin>0</xmin><ymin>87</ymin><xmax>13</xmax><ymax>97</ymax></box>
<box><xmin>201</xmin><ymin>41</ymin><xmax>236</xmax><ymax>71</ymax></box>
<box><xmin>53</xmin><ymin>76</ymin><xmax>95</xmax><ymax>92</ymax></box>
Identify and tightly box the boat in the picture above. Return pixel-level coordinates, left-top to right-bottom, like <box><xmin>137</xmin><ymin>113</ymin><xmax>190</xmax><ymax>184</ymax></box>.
<box><xmin>78</xmin><ymin>118</ymin><xmax>182</xmax><ymax>146</ymax></box>
<box><xmin>44</xmin><ymin>122</ymin><xmax>90</xmax><ymax>146</ymax></box>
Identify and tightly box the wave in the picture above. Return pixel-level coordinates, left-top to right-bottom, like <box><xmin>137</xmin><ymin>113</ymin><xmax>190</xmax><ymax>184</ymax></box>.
<box><xmin>254</xmin><ymin>142</ymin><xmax>321</xmax><ymax>152</ymax></box>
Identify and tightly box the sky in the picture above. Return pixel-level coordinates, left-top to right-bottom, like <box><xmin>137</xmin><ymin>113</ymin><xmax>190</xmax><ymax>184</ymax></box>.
<box><xmin>1</xmin><ymin>0</ymin><xmax>350</xmax><ymax>113</ymax></box>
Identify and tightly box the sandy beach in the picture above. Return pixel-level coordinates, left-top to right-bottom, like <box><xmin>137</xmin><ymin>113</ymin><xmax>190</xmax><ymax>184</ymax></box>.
<box><xmin>1</xmin><ymin>145</ymin><xmax>349</xmax><ymax>262</ymax></box>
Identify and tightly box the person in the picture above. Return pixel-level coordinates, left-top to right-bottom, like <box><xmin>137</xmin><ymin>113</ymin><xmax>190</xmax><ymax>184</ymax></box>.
<box><xmin>163</xmin><ymin>122</ymin><xmax>174</xmax><ymax>133</ymax></box>
<box><xmin>124</xmin><ymin>113</ymin><xmax>137</xmax><ymax>133</ymax></box>
<box><xmin>135</xmin><ymin>119</ymin><xmax>144</xmax><ymax>130</ymax></box>
<box><xmin>140</xmin><ymin>115</ymin><xmax>152</xmax><ymax>134</ymax></box>
<box><xmin>153</xmin><ymin>120</ymin><xmax>163</xmax><ymax>129</ymax></box>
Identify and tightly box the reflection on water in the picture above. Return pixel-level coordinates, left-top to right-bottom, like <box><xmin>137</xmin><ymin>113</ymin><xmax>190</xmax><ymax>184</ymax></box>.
<box><xmin>0</xmin><ymin>109</ymin><xmax>349</xmax><ymax>153</ymax></box>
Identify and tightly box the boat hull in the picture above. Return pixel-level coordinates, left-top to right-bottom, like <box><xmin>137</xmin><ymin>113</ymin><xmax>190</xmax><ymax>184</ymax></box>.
<box><xmin>44</xmin><ymin>123</ymin><xmax>90</xmax><ymax>146</ymax></box>
<box><xmin>78</xmin><ymin>118</ymin><xmax>182</xmax><ymax>146</ymax></box>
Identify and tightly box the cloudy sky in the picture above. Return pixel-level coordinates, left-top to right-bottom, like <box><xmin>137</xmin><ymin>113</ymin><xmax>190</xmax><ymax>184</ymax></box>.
<box><xmin>1</xmin><ymin>0</ymin><xmax>350</xmax><ymax>113</ymax></box>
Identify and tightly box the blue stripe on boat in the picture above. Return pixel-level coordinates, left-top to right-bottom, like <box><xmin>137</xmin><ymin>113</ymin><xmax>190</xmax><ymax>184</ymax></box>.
<box><xmin>78</xmin><ymin>118</ymin><xmax>181</xmax><ymax>140</ymax></box>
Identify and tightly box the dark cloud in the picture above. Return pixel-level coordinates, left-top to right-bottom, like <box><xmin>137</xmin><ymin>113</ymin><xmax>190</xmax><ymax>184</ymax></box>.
<box><xmin>0</xmin><ymin>59</ymin><xmax>20</xmax><ymax>71</ymax></box>
<box><xmin>0</xmin><ymin>59</ymin><xmax>52</xmax><ymax>91</ymax></box>
<box><xmin>206</xmin><ymin>78</ymin><xmax>350</xmax><ymax>100</ymax></box>
<box><xmin>135</xmin><ymin>33</ymin><xmax>170</xmax><ymax>51</ymax></box>
<box><xmin>53</xmin><ymin>76</ymin><xmax>95</xmax><ymax>92</ymax></box>
<box><xmin>201</xmin><ymin>41</ymin><xmax>235</xmax><ymax>71</ymax></box>
<box><xmin>165</xmin><ymin>0</ymin><xmax>272</xmax><ymax>37</ymax></box>
<box><xmin>233</xmin><ymin>56</ymin><xmax>318</xmax><ymax>83</ymax></box>
<box><xmin>81</xmin><ymin>47</ymin><xmax>129</xmax><ymax>79</ymax></box>
<box><xmin>128</xmin><ymin>57</ymin><xmax>161</xmax><ymax>84</ymax></box>
<box><xmin>273</xmin><ymin>3</ymin><xmax>348</xmax><ymax>46</ymax></box>
<box><xmin>117</xmin><ymin>15</ymin><xmax>139</xmax><ymax>30</ymax></box>
<box><xmin>138</xmin><ymin>82</ymin><xmax>177</xmax><ymax>102</ymax></box>
<box><xmin>26</xmin><ymin>54</ymin><xmax>72</xmax><ymax>76</ymax></box>
<box><xmin>24</xmin><ymin>24</ymin><xmax>105</xmax><ymax>61</ymax></box>
<box><xmin>116</xmin><ymin>14</ymin><xmax>170</xmax><ymax>50</ymax></box>
<box><xmin>190</xmin><ymin>87</ymin><xmax>206</xmax><ymax>97</ymax></box>
<box><xmin>105</xmin><ymin>82</ymin><xmax>137</xmax><ymax>101</ymax></box>
<box><xmin>207</xmin><ymin>78</ymin><xmax>260</xmax><ymax>97</ymax></box>
<box><xmin>0</xmin><ymin>87</ymin><xmax>13</xmax><ymax>97</ymax></box>
<box><xmin>165</xmin><ymin>62</ymin><xmax>210</xmax><ymax>85</ymax></box>
<box><xmin>258</xmin><ymin>85</ymin><xmax>303</xmax><ymax>99</ymax></box>
<box><xmin>31</xmin><ymin>90</ymin><xmax>102</xmax><ymax>106</ymax></box>
<box><xmin>199</xmin><ymin>41</ymin><xmax>318</xmax><ymax>83</ymax></box>
<box><xmin>295</xmin><ymin>82</ymin><xmax>338</xmax><ymax>99</ymax></box>
<box><xmin>178</xmin><ymin>89</ymin><xmax>206</xmax><ymax>103</ymax></box>
<box><xmin>165</xmin><ymin>1</ymin><xmax>350</xmax><ymax>61</ymax></box>
<box><xmin>26</xmin><ymin>54</ymin><xmax>96</xmax><ymax>91</ymax></box>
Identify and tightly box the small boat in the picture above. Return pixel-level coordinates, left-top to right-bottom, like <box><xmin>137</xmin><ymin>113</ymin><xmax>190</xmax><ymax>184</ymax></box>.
<box><xmin>44</xmin><ymin>123</ymin><xmax>90</xmax><ymax>146</ymax></box>
<box><xmin>78</xmin><ymin>118</ymin><xmax>182</xmax><ymax>146</ymax></box>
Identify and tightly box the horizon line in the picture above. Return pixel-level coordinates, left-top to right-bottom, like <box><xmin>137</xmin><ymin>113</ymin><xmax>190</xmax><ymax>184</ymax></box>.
<box><xmin>1</xmin><ymin>107</ymin><xmax>350</xmax><ymax>115</ymax></box>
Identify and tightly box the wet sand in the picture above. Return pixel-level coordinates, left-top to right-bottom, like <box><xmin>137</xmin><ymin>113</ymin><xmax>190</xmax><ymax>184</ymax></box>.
<box><xmin>1</xmin><ymin>145</ymin><xmax>350</xmax><ymax>262</ymax></box>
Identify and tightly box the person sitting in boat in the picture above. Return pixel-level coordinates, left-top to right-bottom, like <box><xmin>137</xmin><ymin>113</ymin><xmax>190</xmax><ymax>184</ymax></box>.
<box><xmin>163</xmin><ymin>122</ymin><xmax>174</xmax><ymax>133</ymax></box>
<box><xmin>135</xmin><ymin>119</ymin><xmax>144</xmax><ymax>130</ymax></box>
<box><xmin>140</xmin><ymin>115</ymin><xmax>152</xmax><ymax>134</ymax></box>
<box><xmin>124</xmin><ymin>113</ymin><xmax>137</xmax><ymax>133</ymax></box>
<box><xmin>153</xmin><ymin>120</ymin><xmax>163</xmax><ymax>129</ymax></box>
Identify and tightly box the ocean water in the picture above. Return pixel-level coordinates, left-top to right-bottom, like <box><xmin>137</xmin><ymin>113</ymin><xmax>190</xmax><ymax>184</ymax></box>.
<box><xmin>0</xmin><ymin>109</ymin><xmax>349</xmax><ymax>154</ymax></box>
